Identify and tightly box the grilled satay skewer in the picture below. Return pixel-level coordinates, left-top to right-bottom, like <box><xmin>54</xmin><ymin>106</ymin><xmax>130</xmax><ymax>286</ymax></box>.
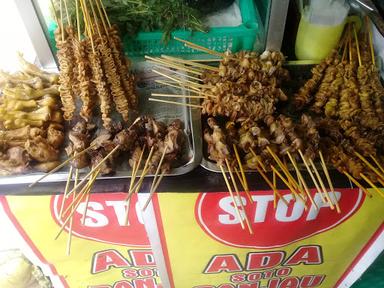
<box><xmin>88</xmin><ymin>0</ymin><xmax>130</xmax><ymax>123</ymax></box>
<box><xmin>54</xmin><ymin>13</ymin><xmax>76</xmax><ymax>120</ymax></box>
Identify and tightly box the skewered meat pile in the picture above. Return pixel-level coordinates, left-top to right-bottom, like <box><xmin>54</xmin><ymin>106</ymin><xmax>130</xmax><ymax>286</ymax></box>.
<box><xmin>55</xmin><ymin>5</ymin><xmax>137</xmax><ymax>129</ymax></box>
<box><xmin>201</xmin><ymin>50</ymin><xmax>289</xmax><ymax>122</ymax></box>
<box><xmin>292</xmin><ymin>26</ymin><xmax>384</xmax><ymax>181</ymax></box>
<box><xmin>66</xmin><ymin>116</ymin><xmax>187</xmax><ymax>176</ymax></box>
<box><xmin>199</xmin><ymin>49</ymin><xmax>325</xmax><ymax>170</ymax></box>
<box><xmin>204</xmin><ymin>113</ymin><xmax>319</xmax><ymax>170</ymax></box>
<box><xmin>0</xmin><ymin>55</ymin><xmax>64</xmax><ymax>175</ymax></box>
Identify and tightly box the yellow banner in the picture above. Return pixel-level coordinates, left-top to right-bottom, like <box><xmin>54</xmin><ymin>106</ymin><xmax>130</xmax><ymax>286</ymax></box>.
<box><xmin>152</xmin><ymin>188</ymin><xmax>384</xmax><ymax>288</ymax></box>
<box><xmin>1</xmin><ymin>193</ymin><xmax>161</xmax><ymax>288</ymax></box>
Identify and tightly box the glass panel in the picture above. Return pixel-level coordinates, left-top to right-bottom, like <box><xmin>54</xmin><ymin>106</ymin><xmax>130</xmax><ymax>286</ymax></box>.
<box><xmin>0</xmin><ymin>2</ymin><xmax>36</xmax><ymax>71</ymax></box>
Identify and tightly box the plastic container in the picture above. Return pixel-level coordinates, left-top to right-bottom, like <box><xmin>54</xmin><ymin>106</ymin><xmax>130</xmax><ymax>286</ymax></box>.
<box><xmin>123</xmin><ymin>0</ymin><xmax>264</xmax><ymax>56</ymax></box>
<box><xmin>47</xmin><ymin>0</ymin><xmax>264</xmax><ymax>57</ymax></box>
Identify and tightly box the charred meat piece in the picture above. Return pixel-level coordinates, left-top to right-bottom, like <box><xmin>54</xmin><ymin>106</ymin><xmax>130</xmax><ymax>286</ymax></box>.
<box><xmin>25</xmin><ymin>136</ymin><xmax>59</xmax><ymax>162</ymax></box>
<box><xmin>113</xmin><ymin>128</ymin><xmax>138</xmax><ymax>151</ymax></box>
<box><xmin>33</xmin><ymin>160</ymin><xmax>61</xmax><ymax>172</ymax></box>
<box><xmin>47</xmin><ymin>124</ymin><xmax>64</xmax><ymax>149</ymax></box>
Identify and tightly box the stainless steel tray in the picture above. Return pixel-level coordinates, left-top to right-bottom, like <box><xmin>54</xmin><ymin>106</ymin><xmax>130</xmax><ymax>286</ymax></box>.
<box><xmin>0</xmin><ymin>62</ymin><xmax>202</xmax><ymax>185</ymax></box>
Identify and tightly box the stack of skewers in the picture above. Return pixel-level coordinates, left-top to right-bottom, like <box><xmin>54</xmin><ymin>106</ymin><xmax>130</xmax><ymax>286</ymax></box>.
<box><xmin>26</xmin><ymin>0</ymin><xmax>191</xmax><ymax>255</ymax></box>
<box><xmin>145</xmin><ymin>30</ymin><xmax>384</xmax><ymax>233</ymax></box>
<box><xmin>7</xmin><ymin>3</ymin><xmax>382</xmax><ymax>247</ymax></box>
<box><xmin>293</xmin><ymin>20</ymin><xmax>384</xmax><ymax>195</ymax></box>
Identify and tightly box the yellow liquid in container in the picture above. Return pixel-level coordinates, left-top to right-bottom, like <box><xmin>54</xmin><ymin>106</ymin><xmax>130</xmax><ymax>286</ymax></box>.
<box><xmin>295</xmin><ymin>15</ymin><xmax>345</xmax><ymax>60</ymax></box>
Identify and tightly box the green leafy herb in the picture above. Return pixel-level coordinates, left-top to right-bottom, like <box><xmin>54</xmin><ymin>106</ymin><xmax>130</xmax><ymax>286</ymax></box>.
<box><xmin>53</xmin><ymin>0</ymin><xmax>208</xmax><ymax>43</ymax></box>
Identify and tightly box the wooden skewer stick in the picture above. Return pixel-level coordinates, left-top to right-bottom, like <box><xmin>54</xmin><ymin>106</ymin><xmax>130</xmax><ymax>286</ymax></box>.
<box><xmin>189</xmin><ymin>58</ymin><xmax>222</xmax><ymax>62</ymax></box>
<box><xmin>266</xmin><ymin>147</ymin><xmax>303</xmax><ymax>197</ymax></box>
<box><xmin>88</xmin><ymin>0</ymin><xmax>103</xmax><ymax>39</ymax></box>
<box><xmin>94</xmin><ymin>0</ymin><xmax>109</xmax><ymax>35</ymax></box>
<box><xmin>286</xmin><ymin>152</ymin><xmax>306</xmax><ymax>200</ymax></box>
<box><xmin>55</xmin><ymin>169</ymin><xmax>99</xmax><ymax>240</ymax></box>
<box><xmin>146</xmin><ymin>59</ymin><xmax>203</xmax><ymax>77</ymax></box>
<box><xmin>272</xmin><ymin>169</ymin><xmax>277</xmax><ymax>208</ymax></box>
<box><xmin>129</xmin><ymin>149</ymin><xmax>154</xmax><ymax>196</ymax></box>
<box><xmin>81</xmin><ymin>187</ymin><xmax>92</xmax><ymax>224</ymax></box>
<box><xmin>49</xmin><ymin>0</ymin><xmax>59</xmax><ymax>25</ymax></box>
<box><xmin>29</xmin><ymin>145</ymin><xmax>95</xmax><ymax>187</ymax></box>
<box><xmin>343</xmin><ymin>171</ymin><xmax>371</xmax><ymax>197</ymax></box>
<box><xmin>142</xmin><ymin>171</ymin><xmax>165</xmax><ymax>211</ymax></box>
<box><xmin>309</xmin><ymin>158</ymin><xmax>335</xmax><ymax>210</ymax></box>
<box><xmin>126</xmin><ymin>145</ymin><xmax>146</xmax><ymax>197</ymax></box>
<box><xmin>286</xmin><ymin>152</ymin><xmax>318</xmax><ymax>210</ymax></box>
<box><xmin>149</xmin><ymin>146</ymin><xmax>168</xmax><ymax>194</ymax></box>
<box><xmin>370</xmin><ymin>154</ymin><xmax>384</xmax><ymax>175</ymax></box>
<box><xmin>360</xmin><ymin>173</ymin><xmax>382</xmax><ymax>198</ymax></box>
<box><xmin>367</xmin><ymin>16</ymin><xmax>376</xmax><ymax>66</ymax></box>
<box><xmin>59</xmin><ymin>165</ymin><xmax>74</xmax><ymax>219</ymax></box>
<box><xmin>151</xmin><ymin>69</ymin><xmax>211</xmax><ymax>89</ymax></box>
<box><xmin>63</xmin><ymin>0</ymin><xmax>71</xmax><ymax>27</ymax></box>
<box><xmin>153</xmin><ymin>65</ymin><xmax>204</xmax><ymax>82</ymax></box>
<box><xmin>132</xmin><ymin>166</ymin><xmax>151</xmax><ymax>196</ymax></box>
<box><xmin>319</xmin><ymin>151</ymin><xmax>340</xmax><ymax>213</ymax></box>
<box><xmin>151</xmin><ymin>93</ymin><xmax>207</xmax><ymax>99</ymax></box>
<box><xmin>161</xmin><ymin>55</ymin><xmax>220</xmax><ymax>72</ymax></box>
<box><xmin>234</xmin><ymin>168</ymin><xmax>247</xmax><ymax>193</ymax></box>
<box><xmin>251</xmin><ymin>154</ymin><xmax>282</xmax><ymax>208</ymax></box>
<box><xmin>149</xmin><ymin>98</ymin><xmax>203</xmax><ymax>109</ymax></box>
<box><xmin>81</xmin><ymin>167</ymin><xmax>101</xmax><ymax>224</ymax></box>
<box><xmin>225</xmin><ymin>159</ymin><xmax>253</xmax><ymax>235</ymax></box>
<box><xmin>123</xmin><ymin>145</ymin><xmax>146</xmax><ymax>225</ymax></box>
<box><xmin>353</xmin><ymin>24</ymin><xmax>362</xmax><ymax>67</ymax></box>
<box><xmin>252</xmin><ymin>161</ymin><xmax>288</xmax><ymax>206</ymax></box>
<box><xmin>349</xmin><ymin>25</ymin><xmax>353</xmax><ymax>64</ymax></box>
<box><xmin>127</xmin><ymin>146</ymin><xmax>155</xmax><ymax>199</ymax></box>
<box><xmin>141</xmin><ymin>170</ymin><xmax>166</xmax><ymax>211</ymax></box>
<box><xmin>79</xmin><ymin>0</ymin><xmax>95</xmax><ymax>52</ymax></box>
<box><xmin>219</xmin><ymin>165</ymin><xmax>245</xmax><ymax>230</ymax></box>
<box><xmin>233</xmin><ymin>145</ymin><xmax>252</xmax><ymax>202</ymax></box>
<box><xmin>270</xmin><ymin>165</ymin><xmax>307</xmax><ymax>208</ymax></box>
<box><xmin>59</xmin><ymin>0</ymin><xmax>65</xmax><ymax>43</ymax></box>
<box><xmin>341</xmin><ymin>30</ymin><xmax>349</xmax><ymax>63</ymax></box>
<box><xmin>81</xmin><ymin>0</ymin><xmax>94</xmax><ymax>36</ymax></box>
<box><xmin>174</xmin><ymin>37</ymin><xmax>225</xmax><ymax>58</ymax></box>
<box><xmin>355</xmin><ymin>152</ymin><xmax>384</xmax><ymax>182</ymax></box>
<box><xmin>123</xmin><ymin>161</ymin><xmax>137</xmax><ymax>226</ymax></box>
<box><xmin>97</xmin><ymin>0</ymin><xmax>111</xmax><ymax>28</ymax></box>
<box><xmin>249</xmin><ymin>148</ymin><xmax>267</xmax><ymax>172</ymax></box>
<box><xmin>142</xmin><ymin>146</ymin><xmax>169</xmax><ymax>211</ymax></box>
<box><xmin>150</xmin><ymin>171</ymin><xmax>166</xmax><ymax>197</ymax></box>
<box><xmin>155</xmin><ymin>79</ymin><xmax>214</xmax><ymax>97</ymax></box>
<box><xmin>66</xmin><ymin>145</ymin><xmax>120</xmax><ymax>198</ymax></box>
<box><xmin>76</xmin><ymin>0</ymin><xmax>81</xmax><ymax>41</ymax></box>
<box><xmin>66</xmin><ymin>168</ymin><xmax>79</xmax><ymax>256</ymax></box>
<box><xmin>152</xmin><ymin>72</ymin><xmax>202</xmax><ymax>93</ymax></box>
<box><xmin>145</xmin><ymin>56</ymin><xmax>203</xmax><ymax>76</ymax></box>
<box><xmin>298</xmin><ymin>150</ymin><xmax>326</xmax><ymax>203</ymax></box>
<box><xmin>61</xmin><ymin>166</ymin><xmax>100</xmax><ymax>218</ymax></box>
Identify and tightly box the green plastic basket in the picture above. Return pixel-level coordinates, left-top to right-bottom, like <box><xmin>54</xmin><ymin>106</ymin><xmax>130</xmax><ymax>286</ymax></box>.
<box><xmin>47</xmin><ymin>0</ymin><xmax>264</xmax><ymax>57</ymax></box>
<box><xmin>123</xmin><ymin>0</ymin><xmax>265</xmax><ymax>56</ymax></box>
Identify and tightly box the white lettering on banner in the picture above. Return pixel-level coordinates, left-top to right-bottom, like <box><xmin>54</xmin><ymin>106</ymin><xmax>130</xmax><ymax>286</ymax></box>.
<box><xmin>105</xmin><ymin>201</ymin><xmax>128</xmax><ymax>226</ymax></box>
<box><xmin>306</xmin><ymin>192</ymin><xmax>341</xmax><ymax>221</ymax></box>
<box><xmin>75</xmin><ymin>200</ymin><xmax>145</xmax><ymax>227</ymax></box>
<box><xmin>105</xmin><ymin>201</ymin><xmax>144</xmax><ymax>225</ymax></box>
<box><xmin>276</xmin><ymin>194</ymin><xmax>305</xmax><ymax>222</ymax></box>
<box><xmin>76</xmin><ymin>202</ymin><xmax>109</xmax><ymax>227</ymax></box>
<box><xmin>217</xmin><ymin>192</ymin><xmax>341</xmax><ymax>225</ymax></box>
<box><xmin>218</xmin><ymin>197</ymin><xmax>247</xmax><ymax>224</ymax></box>
<box><xmin>252</xmin><ymin>195</ymin><xmax>275</xmax><ymax>223</ymax></box>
